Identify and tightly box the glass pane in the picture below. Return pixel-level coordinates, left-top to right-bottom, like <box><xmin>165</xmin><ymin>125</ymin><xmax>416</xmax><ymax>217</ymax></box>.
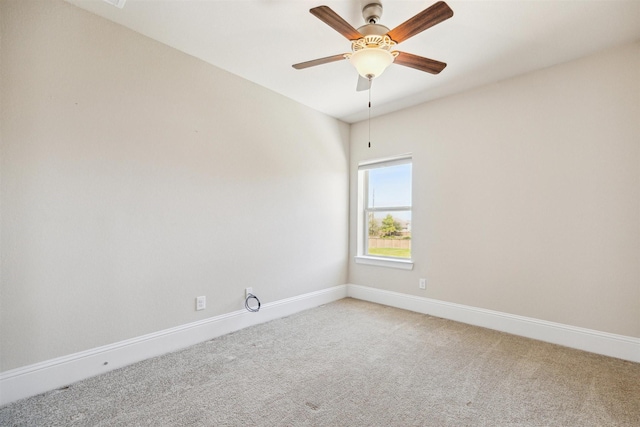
<box><xmin>366</xmin><ymin>211</ymin><xmax>411</xmax><ymax>259</ymax></box>
<box><xmin>367</xmin><ymin>163</ymin><xmax>412</xmax><ymax>208</ymax></box>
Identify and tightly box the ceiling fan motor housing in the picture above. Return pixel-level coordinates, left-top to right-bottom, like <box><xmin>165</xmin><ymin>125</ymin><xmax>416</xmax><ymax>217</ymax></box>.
<box><xmin>357</xmin><ymin>23</ymin><xmax>390</xmax><ymax>37</ymax></box>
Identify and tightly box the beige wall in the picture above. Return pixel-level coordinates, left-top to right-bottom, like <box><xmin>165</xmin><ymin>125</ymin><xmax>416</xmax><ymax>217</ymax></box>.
<box><xmin>1</xmin><ymin>0</ymin><xmax>638</xmax><ymax>376</ymax></box>
<box><xmin>0</xmin><ymin>0</ymin><xmax>349</xmax><ymax>371</ymax></box>
<box><xmin>350</xmin><ymin>41</ymin><xmax>640</xmax><ymax>338</ymax></box>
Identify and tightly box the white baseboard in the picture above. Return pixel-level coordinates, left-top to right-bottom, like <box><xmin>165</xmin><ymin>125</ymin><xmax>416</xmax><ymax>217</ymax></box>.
<box><xmin>0</xmin><ymin>285</ymin><xmax>347</xmax><ymax>407</ymax></box>
<box><xmin>347</xmin><ymin>284</ymin><xmax>640</xmax><ymax>364</ymax></box>
<box><xmin>2</xmin><ymin>283</ymin><xmax>637</xmax><ymax>407</ymax></box>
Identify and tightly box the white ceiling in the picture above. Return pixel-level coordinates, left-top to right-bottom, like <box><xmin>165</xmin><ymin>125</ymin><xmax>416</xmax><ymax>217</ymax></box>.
<box><xmin>65</xmin><ymin>0</ymin><xmax>640</xmax><ymax>124</ymax></box>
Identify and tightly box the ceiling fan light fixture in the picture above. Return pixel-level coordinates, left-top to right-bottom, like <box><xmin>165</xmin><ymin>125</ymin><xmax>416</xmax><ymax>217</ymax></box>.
<box><xmin>349</xmin><ymin>48</ymin><xmax>395</xmax><ymax>79</ymax></box>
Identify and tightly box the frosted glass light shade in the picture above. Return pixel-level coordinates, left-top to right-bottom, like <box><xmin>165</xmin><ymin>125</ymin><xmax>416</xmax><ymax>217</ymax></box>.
<box><xmin>349</xmin><ymin>48</ymin><xmax>394</xmax><ymax>79</ymax></box>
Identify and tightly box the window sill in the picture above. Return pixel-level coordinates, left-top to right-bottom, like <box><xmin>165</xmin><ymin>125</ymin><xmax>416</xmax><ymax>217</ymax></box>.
<box><xmin>354</xmin><ymin>256</ymin><xmax>414</xmax><ymax>270</ymax></box>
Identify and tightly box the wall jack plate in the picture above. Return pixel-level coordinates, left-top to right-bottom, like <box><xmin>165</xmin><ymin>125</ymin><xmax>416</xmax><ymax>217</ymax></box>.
<box><xmin>196</xmin><ymin>296</ymin><xmax>206</xmax><ymax>311</ymax></box>
<box><xmin>419</xmin><ymin>278</ymin><xmax>426</xmax><ymax>290</ymax></box>
<box><xmin>245</xmin><ymin>287</ymin><xmax>253</xmax><ymax>299</ymax></box>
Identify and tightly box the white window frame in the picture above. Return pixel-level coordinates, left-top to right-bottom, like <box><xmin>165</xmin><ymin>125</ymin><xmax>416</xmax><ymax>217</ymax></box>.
<box><xmin>355</xmin><ymin>154</ymin><xmax>414</xmax><ymax>270</ymax></box>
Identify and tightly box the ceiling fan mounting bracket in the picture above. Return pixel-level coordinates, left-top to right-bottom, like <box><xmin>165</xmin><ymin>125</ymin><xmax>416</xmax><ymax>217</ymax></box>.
<box><xmin>362</xmin><ymin>3</ymin><xmax>383</xmax><ymax>24</ymax></box>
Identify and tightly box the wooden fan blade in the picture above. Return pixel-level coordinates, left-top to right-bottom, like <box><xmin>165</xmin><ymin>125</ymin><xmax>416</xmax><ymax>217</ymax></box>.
<box><xmin>387</xmin><ymin>1</ymin><xmax>453</xmax><ymax>44</ymax></box>
<box><xmin>394</xmin><ymin>52</ymin><xmax>447</xmax><ymax>74</ymax></box>
<box><xmin>310</xmin><ymin>6</ymin><xmax>363</xmax><ymax>40</ymax></box>
<box><xmin>292</xmin><ymin>54</ymin><xmax>348</xmax><ymax>70</ymax></box>
<box><xmin>356</xmin><ymin>75</ymin><xmax>371</xmax><ymax>92</ymax></box>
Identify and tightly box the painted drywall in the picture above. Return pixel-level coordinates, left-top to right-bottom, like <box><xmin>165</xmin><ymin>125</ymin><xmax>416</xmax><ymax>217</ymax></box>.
<box><xmin>349</xmin><ymin>41</ymin><xmax>640</xmax><ymax>338</ymax></box>
<box><xmin>0</xmin><ymin>0</ymin><xmax>349</xmax><ymax>372</ymax></box>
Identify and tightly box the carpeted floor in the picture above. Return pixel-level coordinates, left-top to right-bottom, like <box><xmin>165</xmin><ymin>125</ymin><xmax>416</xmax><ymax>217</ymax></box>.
<box><xmin>1</xmin><ymin>298</ymin><xmax>639</xmax><ymax>426</ymax></box>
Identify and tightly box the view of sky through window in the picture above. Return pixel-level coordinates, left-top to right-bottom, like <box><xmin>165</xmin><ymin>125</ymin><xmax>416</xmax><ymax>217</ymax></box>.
<box><xmin>367</xmin><ymin>163</ymin><xmax>412</xmax><ymax>221</ymax></box>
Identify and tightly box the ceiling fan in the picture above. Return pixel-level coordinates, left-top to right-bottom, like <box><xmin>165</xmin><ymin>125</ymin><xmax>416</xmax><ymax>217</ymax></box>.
<box><xmin>292</xmin><ymin>1</ymin><xmax>454</xmax><ymax>91</ymax></box>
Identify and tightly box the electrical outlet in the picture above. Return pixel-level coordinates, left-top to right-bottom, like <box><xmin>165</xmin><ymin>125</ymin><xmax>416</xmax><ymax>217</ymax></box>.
<box><xmin>196</xmin><ymin>296</ymin><xmax>206</xmax><ymax>311</ymax></box>
<box><xmin>245</xmin><ymin>287</ymin><xmax>253</xmax><ymax>299</ymax></box>
<box><xmin>419</xmin><ymin>278</ymin><xmax>426</xmax><ymax>290</ymax></box>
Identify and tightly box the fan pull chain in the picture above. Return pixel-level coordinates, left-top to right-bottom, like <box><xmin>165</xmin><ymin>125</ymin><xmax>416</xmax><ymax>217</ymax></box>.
<box><xmin>368</xmin><ymin>77</ymin><xmax>372</xmax><ymax>148</ymax></box>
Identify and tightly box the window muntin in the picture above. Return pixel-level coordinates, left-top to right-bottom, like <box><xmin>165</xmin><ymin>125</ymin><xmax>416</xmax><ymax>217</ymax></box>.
<box><xmin>358</xmin><ymin>156</ymin><xmax>412</xmax><ymax>261</ymax></box>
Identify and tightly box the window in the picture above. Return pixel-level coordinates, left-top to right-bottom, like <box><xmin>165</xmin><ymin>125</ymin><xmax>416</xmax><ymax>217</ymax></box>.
<box><xmin>356</xmin><ymin>155</ymin><xmax>413</xmax><ymax>270</ymax></box>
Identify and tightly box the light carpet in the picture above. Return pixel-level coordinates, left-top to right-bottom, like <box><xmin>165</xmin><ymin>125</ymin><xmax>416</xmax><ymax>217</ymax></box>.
<box><xmin>1</xmin><ymin>298</ymin><xmax>639</xmax><ymax>426</ymax></box>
